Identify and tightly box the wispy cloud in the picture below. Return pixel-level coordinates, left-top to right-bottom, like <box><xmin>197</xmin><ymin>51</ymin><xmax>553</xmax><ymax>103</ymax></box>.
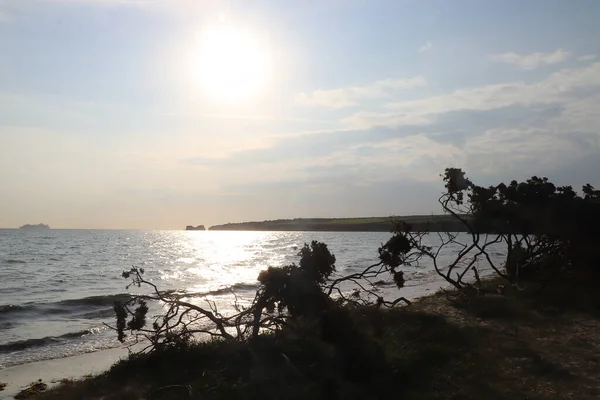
<box><xmin>418</xmin><ymin>41</ymin><xmax>432</xmax><ymax>53</ymax></box>
<box><xmin>578</xmin><ymin>54</ymin><xmax>597</xmax><ymax>62</ymax></box>
<box><xmin>490</xmin><ymin>49</ymin><xmax>571</xmax><ymax>70</ymax></box>
<box><xmin>295</xmin><ymin>76</ymin><xmax>427</xmax><ymax>109</ymax></box>
<box><xmin>352</xmin><ymin>62</ymin><xmax>600</xmax><ymax>127</ymax></box>
<box><xmin>321</xmin><ymin>60</ymin><xmax>600</xmax><ymax>179</ymax></box>
<box><xmin>341</xmin><ymin>112</ymin><xmax>432</xmax><ymax>129</ymax></box>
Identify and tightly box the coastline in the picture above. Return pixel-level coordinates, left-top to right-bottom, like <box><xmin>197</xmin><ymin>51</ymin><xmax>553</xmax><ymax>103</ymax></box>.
<box><xmin>0</xmin><ymin>280</ymin><xmax>448</xmax><ymax>398</ymax></box>
<box><xmin>208</xmin><ymin>215</ymin><xmax>470</xmax><ymax>232</ymax></box>
<box><xmin>0</xmin><ymin>346</ymin><xmax>130</xmax><ymax>399</ymax></box>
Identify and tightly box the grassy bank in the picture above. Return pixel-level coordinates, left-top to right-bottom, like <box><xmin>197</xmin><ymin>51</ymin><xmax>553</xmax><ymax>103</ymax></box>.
<box><xmin>25</xmin><ymin>276</ymin><xmax>600</xmax><ymax>400</ymax></box>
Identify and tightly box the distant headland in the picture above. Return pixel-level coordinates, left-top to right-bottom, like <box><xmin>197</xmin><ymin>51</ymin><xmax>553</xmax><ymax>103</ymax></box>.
<box><xmin>208</xmin><ymin>215</ymin><xmax>469</xmax><ymax>232</ymax></box>
<box><xmin>186</xmin><ymin>225</ymin><xmax>206</xmax><ymax>231</ymax></box>
<box><xmin>20</xmin><ymin>223</ymin><xmax>50</xmax><ymax>230</ymax></box>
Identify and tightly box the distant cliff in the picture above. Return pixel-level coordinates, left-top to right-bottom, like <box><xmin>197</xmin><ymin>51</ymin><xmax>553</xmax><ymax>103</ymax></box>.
<box><xmin>209</xmin><ymin>215</ymin><xmax>470</xmax><ymax>232</ymax></box>
<box><xmin>186</xmin><ymin>225</ymin><xmax>206</xmax><ymax>231</ymax></box>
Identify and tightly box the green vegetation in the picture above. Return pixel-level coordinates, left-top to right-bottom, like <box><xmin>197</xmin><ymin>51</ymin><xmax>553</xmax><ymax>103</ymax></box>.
<box><xmin>209</xmin><ymin>214</ymin><xmax>468</xmax><ymax>232</ymax></box>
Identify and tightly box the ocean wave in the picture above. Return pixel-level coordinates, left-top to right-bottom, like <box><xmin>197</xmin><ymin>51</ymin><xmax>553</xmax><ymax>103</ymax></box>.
<box><xmin>190</xmin><ymin>282</ymin><xmax>260</xmax><ymax>297</ymax></box>
<box><xmin>57</xmin><ymin>293</ymin><xmax>132</xmax><ymax>308</ymax></box>
<box><xmin>0</xmin><ymin>294</ymin><xmax>132</xmax><ymax>320</ymax></box>
<box><xmin>0</xmin><ymin>304</ymin><xmax>25</xmax><ymax>315</ymax></box>
<box><xmin>0</xmin><ymin>329</ymin><xmax>99</xmax><ymax>352</ymax></box>
<box><xmin>78</xmin><ymin>308</ymin><xmax>116</xmax><ymax>319</ymax></box>
<box><xmin>3</xmin><ymin>259</ymin><xmax>26</xmax><ymax>264</ymax></box>
<box><xmin>0</xmin><ymin>333</ymin><xmax>132</xmax><ymax>369</ymax></box>
<box><xmin>0</xmin><ymin>321</ymin><xmax>15</xmax><ymax>329</ymax></box>
<box><xmin>0</xmin><ymin>284</ymin><xmax>256</xmax><ymax>322</ymax></box>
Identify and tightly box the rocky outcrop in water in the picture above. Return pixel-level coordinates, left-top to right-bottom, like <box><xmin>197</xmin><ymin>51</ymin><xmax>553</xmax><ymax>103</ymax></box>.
<box><xmin>186</xmin><ymin>225</ymin><xmax>206</xmax><ymax>231</ymax></box>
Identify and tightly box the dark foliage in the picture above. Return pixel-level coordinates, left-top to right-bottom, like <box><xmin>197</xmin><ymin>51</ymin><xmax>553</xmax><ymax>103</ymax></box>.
<box><xmin>378</xmin><ymin>229</ymin><xmax>412</xmax><ymax>269</ymax></box>
<box><xmin>298</xmin><ymin>241</ymin><xmax>337</xmax><ymax>284</ymax></box>
<box><xmin>250</xmin><ymin>241</ymin><xmax>389</xmax><ymax>389</ymax></box>
<box><xmin>448</xmin><ymin>168</ymin><xmax>600</xmax><ymax>279</ymax></box>
<box><xmin>388</xmin><ymin>167</ymin><xmax>600</xmax><ymax>293</ymax></box>
<box><xmin>378</xmin><ymin>225</ymin><xmax>413</xmax><ymax>289</ymax></box>
<box><xmin>251</xmin><ymin>241</ymin><xmax>337</xmax><ymax>341</ymax></box>
<box><xmin>255</xmin><ymin>240</ymin><xmax>335</xmax><ymax>318</ymax></box>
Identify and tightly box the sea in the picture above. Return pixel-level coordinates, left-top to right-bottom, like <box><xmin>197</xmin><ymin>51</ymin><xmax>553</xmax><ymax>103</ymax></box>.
<box><xmin>0</xmin><ymin>229</ymin><xmax>507</xmax><ymax>370</ymax></box>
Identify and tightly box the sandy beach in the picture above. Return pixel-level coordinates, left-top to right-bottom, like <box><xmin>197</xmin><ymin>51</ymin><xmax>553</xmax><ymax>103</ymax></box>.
<box><xmin>0</xmin><ymin>346</ymin><xmax>130</xmax><ymax>399</ymax></box>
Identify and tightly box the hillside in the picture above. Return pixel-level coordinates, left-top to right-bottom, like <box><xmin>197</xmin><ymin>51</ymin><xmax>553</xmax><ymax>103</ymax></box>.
<box><xmin>209</xmin><ymin>215</ymin><xmax>469</xmax><ymax>232</ymax></box>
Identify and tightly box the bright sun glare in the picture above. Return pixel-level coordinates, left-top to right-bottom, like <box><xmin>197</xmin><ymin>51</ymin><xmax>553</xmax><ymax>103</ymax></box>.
<box><xmin>195</xmin><ymin>24</ymin><xmax>268</xmax><ymax>102</ymax></box>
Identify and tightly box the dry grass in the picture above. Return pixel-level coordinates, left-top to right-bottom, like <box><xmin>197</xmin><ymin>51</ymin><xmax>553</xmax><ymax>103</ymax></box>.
<box><xmin>408</xmin><ymin>276</ymin><xmax>600</xmax><ymax>399</ymax></box>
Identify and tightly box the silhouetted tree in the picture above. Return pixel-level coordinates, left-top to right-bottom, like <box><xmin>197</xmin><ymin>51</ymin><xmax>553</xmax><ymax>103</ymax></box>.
<box><xmin>390</xmin><ymin>168</ymin><xmax>600</xmax><ymax>293</ymax></box>
<box><xmin>112</xmin><ymin>236</ymin><xmax>411</xmax><ymax>356</ymax></box>
<box><xmin>251</xmin><ymin>241</ymin><xmax>336</xmax><ymax>337</ymax></box>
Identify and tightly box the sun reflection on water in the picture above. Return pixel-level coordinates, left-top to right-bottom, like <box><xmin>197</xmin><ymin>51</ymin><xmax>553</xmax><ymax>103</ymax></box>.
<box><xmin>180</xmin><ymin>231</ymin><xmax>273</xmax><ymax>294</ymax></box>
<box><xmin>148</xmin><ymin>230</ymin><xmax>503</xmax><ymax>316</ymax></box>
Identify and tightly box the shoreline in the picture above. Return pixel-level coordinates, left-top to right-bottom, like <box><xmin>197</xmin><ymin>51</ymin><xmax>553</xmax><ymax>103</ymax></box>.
<box><xmin>0</xmin><ymin>279</ymin><xmax>449</xmax><ymax>398</ymax></box>
<box><xmin>0</xmin><ymin>346</ymin><xmax>131</xmax><ymax>398</ymax></box>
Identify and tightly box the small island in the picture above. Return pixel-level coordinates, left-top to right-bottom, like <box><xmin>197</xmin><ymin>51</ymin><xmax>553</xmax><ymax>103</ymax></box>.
<box><xmin>185</xmin><ymin>225</ymin><xmax>206</xmax><ymax>231</ymax></box>
<box><xmin>19</xmin><ymin>223</ymin><xmax>50</xmax><ymax>230</ymax></box>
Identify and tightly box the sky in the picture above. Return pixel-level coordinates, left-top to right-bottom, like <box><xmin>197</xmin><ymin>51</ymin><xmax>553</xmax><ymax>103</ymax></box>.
<box><xmin>1</xmin><ymin>0</ymin><xmax>600</xmax><ymax>229</ymax></box>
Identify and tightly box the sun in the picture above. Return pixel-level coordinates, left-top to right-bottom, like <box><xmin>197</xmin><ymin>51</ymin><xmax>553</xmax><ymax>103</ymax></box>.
<box><xmin>195</xmin><ymin>24</ymin><xmax>268</xmax><ymax>102</ymax></box>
